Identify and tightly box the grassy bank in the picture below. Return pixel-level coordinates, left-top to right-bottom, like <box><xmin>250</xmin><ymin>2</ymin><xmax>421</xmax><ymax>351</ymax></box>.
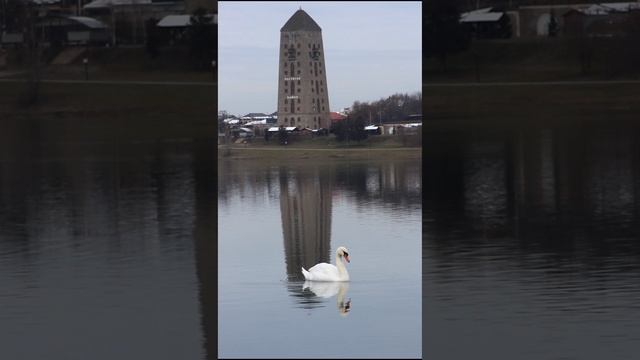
<box><xmin>218</xmin><ymin>133</ymin><xmax>421</xmax><ymax>161</ymax></box>
<box><xmin>425</xmin><ymin>38</ymin><xmax>640</xmax><ymax>83</ymax></box>
<box><xmin>424</xmin><ymin>82</ymin><xmax>640</xmax><ymax>131</ymax></box>
<box><xmin>218</xmin><ymin>146</ymin><xmax>421</xmax><ymax>161</ymax></box>
<box><xmin>0</xmin><ymin>80</ymin><xmax>216</xmax><ymax>144</ymax></box>
<box><xmin>2</xmin><ymin>46</ymin><xmax>214</xmax><ymax>82</ymax></box>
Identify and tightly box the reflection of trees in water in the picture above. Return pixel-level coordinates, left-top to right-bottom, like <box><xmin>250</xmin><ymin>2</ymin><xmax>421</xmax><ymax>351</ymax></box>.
<box><xmin>217</xmin><ymin>160</ymin><xmax>280</xmax><ymax>208</ymax></box>
<box><xmin>334</xmin><ymin>161</ymin><xmax>422</xmax><ymax>210</ymax></box>
<box><xmin>218</xmin><ymin>159</ymin><xmax>422</xmax><ymax>213</ymax></box>
<box><xmin>424</xmin><ymin>123</ymin><xmax>640</xmax><ymax>261</ymax></box>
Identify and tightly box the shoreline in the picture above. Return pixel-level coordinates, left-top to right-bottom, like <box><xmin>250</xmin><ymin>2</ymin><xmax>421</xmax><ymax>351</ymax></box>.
<box><xmin>217</xmin><ymin>145</ymin><xmax>422</xmax><ymax>161</ymax></box>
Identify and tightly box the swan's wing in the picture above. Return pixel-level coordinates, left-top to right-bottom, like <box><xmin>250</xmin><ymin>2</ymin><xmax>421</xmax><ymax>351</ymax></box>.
<box><xmin>306</xmin><ymin>263</ymin><xmax>339</xmax><ymax>281</ymax></box>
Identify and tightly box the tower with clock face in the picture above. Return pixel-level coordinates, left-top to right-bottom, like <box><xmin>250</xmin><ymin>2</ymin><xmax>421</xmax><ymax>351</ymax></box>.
<box><xmin>277</xmin><ymin>9</ymin><xmax>331</xmax><ymax>130</ymax></box>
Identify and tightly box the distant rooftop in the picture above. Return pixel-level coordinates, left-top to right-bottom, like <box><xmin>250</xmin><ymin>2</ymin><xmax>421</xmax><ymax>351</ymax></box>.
<box><xmin>157</xmin><ymin>14</ymin><xmax>217</xmax><ymax>27</ymax></box>
<box><xmin>461</xmin><ymin>8</ymin><xmax>505</xmax><ymax>23</ymax></box>
<box><xmin>281</xmin><ymin>9</ymin><xmax>321</xmax><ymax>32</ymax></box>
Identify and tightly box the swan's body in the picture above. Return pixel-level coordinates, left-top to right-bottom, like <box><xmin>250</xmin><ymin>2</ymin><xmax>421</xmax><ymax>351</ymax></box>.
<box><xmin>301</xmin><ymin>246</ymin><xmax>350</xmax><ymax>282</ymax></box>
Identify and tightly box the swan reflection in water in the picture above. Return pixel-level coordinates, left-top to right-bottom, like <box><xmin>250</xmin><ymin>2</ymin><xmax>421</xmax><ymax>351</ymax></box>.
<box><xmin>303</xmin><ymin>281</ymin><xmax>352</xmax><ymax>317</ymax></box>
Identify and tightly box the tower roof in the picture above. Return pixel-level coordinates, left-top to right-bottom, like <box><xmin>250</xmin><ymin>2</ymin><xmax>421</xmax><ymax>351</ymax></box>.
<box><xmin>280</xmin><ymin>9</ymin><xmax>321</xmax><ymax>32</ymax></box>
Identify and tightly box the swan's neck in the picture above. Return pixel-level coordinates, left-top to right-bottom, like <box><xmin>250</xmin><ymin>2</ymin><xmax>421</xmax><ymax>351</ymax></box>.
<box><xmin>335</xmin><ymin>256</ymin><xmax>349</xmax><ymax>280</ymax></box>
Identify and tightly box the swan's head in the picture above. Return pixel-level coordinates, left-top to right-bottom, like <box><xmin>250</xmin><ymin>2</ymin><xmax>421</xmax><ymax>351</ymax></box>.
<box><xmin>336</xmin><ymin>246</ymin><xmax>350</xmax><ymax>263</ymax></box>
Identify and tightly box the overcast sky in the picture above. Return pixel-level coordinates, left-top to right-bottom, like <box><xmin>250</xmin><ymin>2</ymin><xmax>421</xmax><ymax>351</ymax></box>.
<box><xmin>218</xmin><ymin>1</ymin><xmax>422</xmax><ymax>117</ymax></box>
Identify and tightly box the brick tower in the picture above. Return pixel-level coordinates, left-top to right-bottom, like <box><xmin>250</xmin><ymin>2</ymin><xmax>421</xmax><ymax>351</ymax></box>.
<box><xmin>277</xmin><ymin>9</ymin><xmax>330</xmax><ymax>129</ymax></box>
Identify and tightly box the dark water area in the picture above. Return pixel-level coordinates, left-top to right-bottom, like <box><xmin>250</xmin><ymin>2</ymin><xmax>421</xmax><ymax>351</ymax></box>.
<box><xmin>0</xmin><ymin>140</ymin><xmax>216</xmax><ymax>359</ymax></box>
<box><xmin>423</xmin><ymin>121</ymin><xmax>640</xmax><ymax>359</ymax></box>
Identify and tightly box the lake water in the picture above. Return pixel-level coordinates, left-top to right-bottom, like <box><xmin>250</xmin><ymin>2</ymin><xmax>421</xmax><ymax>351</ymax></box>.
<box><xmin>0</xmin><ymin>141</ymin><xmax>216</xmax><ymax>359</ymax></box>
<box><xmin>218</xmin><ymin>158</ymin><xmax>422</xmax><ymax>358</ymax></box>
<box><xmin>424</xmin><ymin>122</ymin><xmax>640</xmax><ymax>359</ymax></box>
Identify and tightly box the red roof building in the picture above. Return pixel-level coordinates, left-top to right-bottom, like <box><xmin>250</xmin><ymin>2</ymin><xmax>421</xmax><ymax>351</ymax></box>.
<box><xmin>330</xmin><ymin>112</ymin><xmax>347</xmax><ymax>123</ymax></box>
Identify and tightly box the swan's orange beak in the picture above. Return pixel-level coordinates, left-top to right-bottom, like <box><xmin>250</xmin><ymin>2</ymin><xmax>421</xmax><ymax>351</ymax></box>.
<box><xmin>345</xmin><ymin>254</ymin><xmax>350</xmax><ymax>263</ymax></box>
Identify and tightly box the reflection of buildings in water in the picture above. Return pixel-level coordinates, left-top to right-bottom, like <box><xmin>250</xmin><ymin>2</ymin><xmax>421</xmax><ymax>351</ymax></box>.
<box><xmin>191</xmin><ymin>140</ymin><xmax>217</xmax><ymax>360</ymax></box>
<box><xmin>583</xmin><ymin>129</ymin><xmax>635</xmax><ymax>231</ymax></box>
<box><xmin>280</xmin><ymin>168</ymin><xmax>333</xmax><ymax>279</ymax></box>
<box><xmin>515</xmin><ymin>128</ymin><xmax>558</xmax><ymax>217</ymax></box>
<box><xmin>426</xmin><ymin>124</ymin><xmax>640</xmax><ymax>244</ymax></box>
<box><xmin>217</xmin><ymin>160</ymin><xmax>281</xmax><ymax>208</ymax></box>
<box><xmin>362</xmin><ymin>162</ymin><xmax>422</xmax><ymax>204</ymax></box>
<box><xmin>463</xmin><ymin>141</ymin><xmax>508</xmax><ymax>230</ymax></box>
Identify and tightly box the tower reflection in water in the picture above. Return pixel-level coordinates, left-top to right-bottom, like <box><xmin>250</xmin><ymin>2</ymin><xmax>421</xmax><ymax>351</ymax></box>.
<box><xmin>278</xmin><ymin>165</ymin><xmax>348</xmax><ymax>313</ymax></box>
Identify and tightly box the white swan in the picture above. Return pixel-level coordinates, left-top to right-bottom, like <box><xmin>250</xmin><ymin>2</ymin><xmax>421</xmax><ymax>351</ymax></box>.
<box><xmin>301</xmin><ymin>246</ymin><xmax>350</xmax><ymax>282</ymax></box>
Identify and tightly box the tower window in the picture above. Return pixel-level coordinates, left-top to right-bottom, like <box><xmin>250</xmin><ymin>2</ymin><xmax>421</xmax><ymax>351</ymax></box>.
<box><xmin>285</xmin><ymin>99</ymin><xmax>288</xmax><ymax>104</ymax></box>
<box><xmin>285</xmin><ymin>71</ymin><xmax>288</xmax><ymax>75</ymax></box>
<box><xmin>290</xmin><ymin>118</ymin><xmax>294</xmax><ymax>125</ymax></box>
<box><xmin>322</xmin><ymin>106</ymin><xmax>325</xmax><ymax>110</ymax></box>
<box><xmin>297</xmin><ymin>43</ymin><xmax>300</xmax><ymax>48</ymax></box>
<box><xmin>297</xmin><ymin>98</ymin><xmax>300</xmax><ymax>103</ymax></box>
<box><xmin>297</xmin><ymin>117</ymin><xmax>301</xmax><ymax>122</ymax></box>
<box><xmin>297</xmin><ymin>88</ymin><xmax>300</xmax><ymax>92</ymax></box>
<box><xmin>321</xmin><ymin>99</ymin><xmax>324</xmax><ymax>103</ymax></box>
<box><xmin>298</xmin><ymin>80</ymin><xmax>300</xmax><ymax>85</ymax></box>
<box><xmin>297</xmin><ymin>61</ymin><xmax>300</xmax><ymax>66</ymax></box>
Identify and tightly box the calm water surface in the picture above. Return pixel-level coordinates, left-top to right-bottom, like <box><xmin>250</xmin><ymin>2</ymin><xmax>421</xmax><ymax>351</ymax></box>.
<box><xmin>0</xmin><ymin>141</ymin><xmax>216</xmax><ymax>359</ymax></box>
<box><xmin>218</xmin><ymin>159</ymin><xmax>422</xmax><ymax>358</ymax></box>
<box><xmin>424</xmin><ymin>123</ymin><xmax>640</xmax><ymax>359</ymax></box>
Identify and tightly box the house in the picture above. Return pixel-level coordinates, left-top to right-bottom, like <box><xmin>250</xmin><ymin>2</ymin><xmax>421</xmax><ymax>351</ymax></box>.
<box><xmin>460</xmin><ymin>7</ymin><xmax>512</xmax><ymax>38</ymax></box>
<box><xmin>365</xmin><ymin>125</ymin><xmax>382</xmax><ymax>135</ymax></box>
<box><xmin>563</xmin><ymin>2</ymin><xmax>640</xmax><ymax>38</ymax></box>
<box><xmin>330</xmin><ymin>111</ymin><xmax>347</xmax><ymax>124</ymax></box>
<box><xmin>36</xmin><ymin>15</ymin><xmax>110</xmax><ymax>46</ymax></box>
<box><xmin>156</xmin><ymin>13</ymin><xmax>217</xmax><ymax>45</ymax></box>
<box><xmin>83</xmin><ymin>0</ymin><xmax>184</xmax><ymax>45</ymax></box>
